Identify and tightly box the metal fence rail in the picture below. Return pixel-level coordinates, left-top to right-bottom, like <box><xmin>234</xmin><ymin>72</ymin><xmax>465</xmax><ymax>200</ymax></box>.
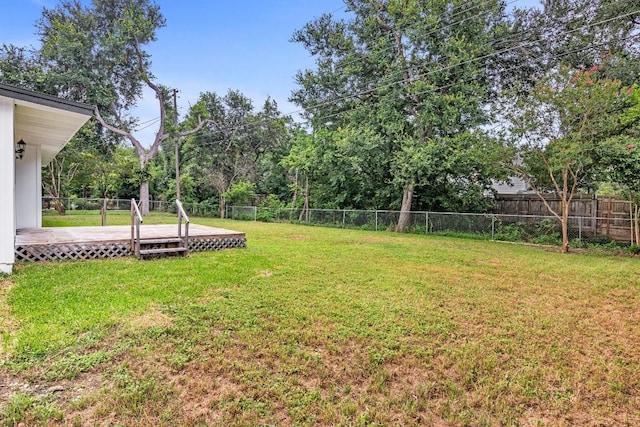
<box><xmin>42</xmin><ymin>197</ymin><xmax>219</xmax><ymax>217</ymax></box>
<box><xmin>226</xmin><ymin>206</ymin><xmax>634</xmax><ymax>247</ymax></box>
<box><xmin>41</xmin><ymin>198</ymin><xmax>635</xmax><ymax>247</ymax></box>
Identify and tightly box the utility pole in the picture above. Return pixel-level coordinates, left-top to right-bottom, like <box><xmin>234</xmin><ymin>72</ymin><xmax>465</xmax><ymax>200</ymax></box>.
<box><xmin>172</xmin><ymin>88</ymin><xmax>181</xmax><ymax>201</ymax></box>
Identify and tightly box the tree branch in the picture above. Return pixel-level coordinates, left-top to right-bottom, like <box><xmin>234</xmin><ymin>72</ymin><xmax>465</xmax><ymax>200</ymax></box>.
<box><xmin>179</xmin><ymin>116</ymin><xmax>209</xmax><ymax>137</ymax></box>
<box><xmin>94</xmin><ymin>107</ymin><xmax>145</xmax><ymax>160</ymax></box>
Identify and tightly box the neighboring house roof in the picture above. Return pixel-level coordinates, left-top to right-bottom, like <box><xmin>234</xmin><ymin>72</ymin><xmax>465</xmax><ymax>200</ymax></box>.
<box><xmin>0</xmin><ymin>83</ymin><xmax>94</xmax><ymax>163</ymax></box>
<box><xmin>491</xmin><ymin>177</ymin><xmax>532</xmax><ymax>195</ymax></box>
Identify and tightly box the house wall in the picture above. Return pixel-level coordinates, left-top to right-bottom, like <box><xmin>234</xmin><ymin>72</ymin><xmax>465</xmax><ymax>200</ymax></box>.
<box><xmin>15</xmin><ymin>144</ymin><xmax>42</xmax><ymax>229</ymax></box>
<box><xmin>0</xmin><ymin>97</ymin><xmax>15</xmax><ymax>274</ymax></box>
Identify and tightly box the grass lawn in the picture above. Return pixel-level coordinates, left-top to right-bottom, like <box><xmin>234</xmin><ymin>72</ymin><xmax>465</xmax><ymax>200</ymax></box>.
<box><xmin>1</xmin><ymin>212</ymin><xmax>639</xmax><ymax>426</ymax></box>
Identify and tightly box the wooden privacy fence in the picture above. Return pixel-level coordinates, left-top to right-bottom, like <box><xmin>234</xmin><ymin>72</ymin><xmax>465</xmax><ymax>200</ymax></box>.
<box><xmin>493</xmin><ymin>195</ymin><xmax>633</xmax><ymax>241</ymax></box>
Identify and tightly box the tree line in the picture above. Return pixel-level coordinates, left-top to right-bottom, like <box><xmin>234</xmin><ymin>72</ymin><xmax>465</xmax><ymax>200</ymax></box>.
<box><xmin>2</xmin><ymin>0</ymin><xmax>640</xmax><ymax>252</ymax></box>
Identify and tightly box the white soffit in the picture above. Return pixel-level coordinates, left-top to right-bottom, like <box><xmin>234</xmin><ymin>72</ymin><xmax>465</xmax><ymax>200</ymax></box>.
<box><xmin>0</xmin><ymin>83</ymin><xmax>93</xmax><ymax>164</ymax></box>
<box><xmin>14</xmin><ymin>101</ymin><xmax>91</xmax><ymax>164</ymax></box>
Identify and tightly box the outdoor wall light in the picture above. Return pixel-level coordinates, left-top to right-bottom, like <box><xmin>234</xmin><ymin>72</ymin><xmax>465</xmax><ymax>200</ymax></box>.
<box><xmin>15</xmin><ymin>139</ymin><xmax>26</xmax><ymax>160</ymax></box>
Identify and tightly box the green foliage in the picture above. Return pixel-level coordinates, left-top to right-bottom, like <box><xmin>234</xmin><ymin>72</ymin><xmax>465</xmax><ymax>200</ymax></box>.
<box><xmin>531</xmin><ymin>233</ymin><xmax>562</xmax><ymax>246</ymax></box>
<box><xmin>494</xmin><ymin>222</ymin><xmax>527</xmax><ymax>242</ymax></box>
<box><xmin>510</xmin><ymin>65</ymin><xmax>636</xmax><ymax>251</ymax></box>
<box><xmin>0</xmin><ymin>393</ymin><xmax>63</xmax><ymax>427</ymax></box>
<box><xmin>181</xmin><ymin>91</ymin><xmax>292</xmax><ymax>207</ymax></box>
<box><xmin>4</xmin><ymin>216</ymin><xmax>640</xmax><ymax>424</ymax></box>
<box><xmin>256</xmin><ymin>195</ymin><xmax>287</xmax><ymax>222</ymax></box>
<box><xmin>514</xmin><ymin>66</ymin><xmax>631</xmax><ymax>193</ymax></box>
<box><xmin>37</xmin><ymin>0</ymin><xmax>165</xmax><ymax>108</ymax></box>
<box><xmin>223</xmin><ymin>181</ymin><xmax>256</xmax><ymax>206</ymax></box>
<box><xmin>291</xmin><ymin>0</ymin><xmax>510</xmax><ymax>214</ymax></box>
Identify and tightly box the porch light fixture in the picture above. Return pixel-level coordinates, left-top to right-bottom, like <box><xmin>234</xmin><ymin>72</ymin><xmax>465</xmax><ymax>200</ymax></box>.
<box><xmin>15</xmin><ymin>139</ymin><xmax>26</xmax><ymax>160</ymax></box>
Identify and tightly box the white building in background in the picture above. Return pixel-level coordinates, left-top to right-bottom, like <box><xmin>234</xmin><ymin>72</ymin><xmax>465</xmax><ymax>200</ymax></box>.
<box><xmin>491</xmin><ymin>177</ymin><xmax>531</xmax><ymax>195</ymax></box>
<box><xmin>0</xmin><ymin>83</ymin><xmax>93</xmax><ymax>274</ymax></box>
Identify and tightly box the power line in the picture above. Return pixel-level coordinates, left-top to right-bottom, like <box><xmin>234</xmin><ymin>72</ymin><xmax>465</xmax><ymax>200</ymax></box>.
<box><xmin>134</xmin><ymin>116</ymin><xmax>161</xmax><ymax>128</ymax></box>
<box><xmin>308</xmin><ymin>0</ymin><xmax>517</xmax><ymax>77</ymax></box>
<box><xmin>291</xmin><ymin>7</ymin><xmax>640</xmax><ymax>121</ymax></box>
<box><xmin>135</xmin><ymin>117</ymin><xmax>161</xmax><ymax>132</ymax></box>
<box><xmin>196</xmin><ymin>5</ymin><xmax>639</xmax><ymax>137</ymax></box>
<box><xmin>307</xmin><ymin>31</ymin><xmax>640</xmax><ymax>130</ymax></box>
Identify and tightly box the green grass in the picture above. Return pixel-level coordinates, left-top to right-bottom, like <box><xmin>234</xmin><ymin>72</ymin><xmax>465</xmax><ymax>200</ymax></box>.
<box><xmin>1</xmin><ymin>212</ymin><xmax>639</xmax><ymax>425</ymax></box>
<box><xmin>41</xmin><ymin>209</ymin><xmax>177</xmax><ymax>227</ymax></box>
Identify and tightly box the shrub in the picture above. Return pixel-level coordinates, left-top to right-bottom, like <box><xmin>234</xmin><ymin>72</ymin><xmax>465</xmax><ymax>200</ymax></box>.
<box><xmin>495</xmin><ymin>222</ymin><xmax>527</xmax><ymax>242</ymax></box>
<box><xmin>531</xmin><ymin>233</ymin><xmax>562</xmax><ymax>246</ymax></box>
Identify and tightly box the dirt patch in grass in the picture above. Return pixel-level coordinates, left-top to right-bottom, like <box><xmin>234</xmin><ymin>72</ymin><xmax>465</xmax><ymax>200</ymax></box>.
<box><xmin>125</xmin><ymin>305</ymin><xmax>173</xmax><ymax>331</ymax></box>
<box><xmin>0</xmin><ymin>277</ymin><xmax>17</xmax><ymax>360</ymax></box>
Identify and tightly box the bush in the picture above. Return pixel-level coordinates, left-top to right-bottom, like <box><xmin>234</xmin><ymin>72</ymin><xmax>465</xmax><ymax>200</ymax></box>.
<box><xmin>584</xmin><ymin>234</ymin><xmax>615</xmax><ymax>246</ymax></box>
<box><xmin>531</xmin><ymin>233</ymin><xmax>562</xmax><ymax>246</ymax></box>
<box><xmin>494</xmin><ymin>222</ymin><xmax>527</xmax><ymax>242</ymax></box>
<box><xmin>257</xmin><ymin>209</ymin><xmax>275</xmax><ymax>222</ymax></box>
<box><xmin>224</xmin><ymin>182</ymin><xmax>256</xmax><ymax>206</ymax></box>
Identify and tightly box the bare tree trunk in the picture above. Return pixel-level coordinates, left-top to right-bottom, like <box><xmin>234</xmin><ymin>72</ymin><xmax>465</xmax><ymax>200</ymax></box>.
<box><xmin>175</xmin><ymin>138</ymin><xmax>181</xmax><ymax>201</ymax></box>
<box><xmin>299</xmin><ymin>175</ymin><xmax>309</xmax><ymax>222</ymax></box>
<box><xmin>635</xmin><ymin>204</ymin><xmax>639</xmax><ymax>246</ymax></box>
<box><xmin>140</xmin><ymin>181</ymin><xmax>150</xmax><ymax>216</ymax></box>
<box><xmin>396</xmin><ymin>183</ymin><xmax>415</xmax><ymax>233</ymax></box>
<box><xmin>220</xmin><ymin>196</ymin><xmax>226</xmax><ymax>219</ymax></box>
<box><xmin>561</xmin><ymin>198</ymin><xmax>570</xmax><ymax>253</ymax></box>
<box><xmin>291</xmin><ymin>170</ymin><xmax>299</xmax><ymax>208</ymax></box>
<box><xmin>53</xmin><ymin>199</ymin><xmax>66</xmax><ymax>215</ymax></box>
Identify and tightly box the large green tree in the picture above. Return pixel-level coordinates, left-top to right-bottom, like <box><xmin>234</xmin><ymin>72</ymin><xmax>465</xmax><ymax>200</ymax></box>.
<box><xmin>291</xmin><ymin>0</ymin><xmax>510</xmax><ymax>231</ymax></box>
<box><xmin>37</xmin><ymin>0</ymin><xmax>206</xmax><ymax>215</ymax></box>
<box><xmin>181</xmin><ymin>90</ymin><xmax>291</xmax><ymax>217</ymax></box>
<box><xmin>511</xmin><ymin>66</ymin><xmax>634</xmax><ymax>252</ymax></box>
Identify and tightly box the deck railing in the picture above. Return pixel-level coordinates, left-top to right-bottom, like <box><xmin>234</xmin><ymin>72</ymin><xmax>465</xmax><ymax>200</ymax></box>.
<box><xmin>176</xmin><ymin>199</ymin><xmax>190</xmax><ymax>254</ymax></box>
<box><xmin>130</xmin><ymin>198</ymin><xmax>143</xmax><ymax>257</ymax></box>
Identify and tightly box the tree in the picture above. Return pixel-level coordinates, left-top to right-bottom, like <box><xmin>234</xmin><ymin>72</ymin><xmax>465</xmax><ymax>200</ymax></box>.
<box><xmin>37</xmin><ymin>0</ymin><xmax>206</xmax><ymax>215</ymax></box>
<box><xmin>182</xmin><ymin>90</ymin><xmax>290</xmax><ymax>217</ymax></box>
<box><xmin>510</xmin><ymin>66</ymin><xmax>632</xmax><ymax>252</ymax></box>
<box><xmin>291</xmin><ymin>0</ymin><xmax>509</xmax><ymax>231</ymax></box>
<box><xmin>599</xmin><ymin>86</ymin><xmax>640</xmax><ymax>244</ymax></box>
<box><xmin>601</xmin><ymin>137</ymin><xmax>640</xmax><ymax>244</ymax></box>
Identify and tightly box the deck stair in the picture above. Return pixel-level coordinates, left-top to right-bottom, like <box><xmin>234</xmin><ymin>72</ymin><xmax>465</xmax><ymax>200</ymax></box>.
<box><xmin>131</xmin><ymin>199</ymin><xmax>191</xmax><ymax>260</ymax></box>
<box><xmin>137</xmin><ymin>238</ymin><xmax>187</xmax><ymax>259</ymax></box>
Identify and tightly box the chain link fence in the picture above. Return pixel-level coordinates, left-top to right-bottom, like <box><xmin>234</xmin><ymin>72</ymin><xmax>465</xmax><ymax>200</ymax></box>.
<box><xmin>43</xmin><ymin>197</ymin><xmax>220</xmax><ymax>217</ymax></box>
<box><xmin>226</xmin><ymin>206</ymin><xmax>635</xmax><ymax>248</ymax></box>
<box><xmin>42</xmin><ymin>198</ymin><xmax>635</xmax><ymax>248</ymax></box>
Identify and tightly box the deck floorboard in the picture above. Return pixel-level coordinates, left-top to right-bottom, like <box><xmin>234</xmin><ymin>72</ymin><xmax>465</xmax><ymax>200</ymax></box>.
<box><xmin>15</xmin><ymin>224</ymin><xmax>246</xmax><ymax>262</ymax></box>
<box><xmin>16</xmin><ymin>224</ymin><xmax>243</xmax><ymax>245</ymax></box>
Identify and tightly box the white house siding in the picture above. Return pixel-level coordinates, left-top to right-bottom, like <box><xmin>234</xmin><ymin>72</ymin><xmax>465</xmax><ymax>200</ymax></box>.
<box><xmin>15</xmin><ymin>143</ymin><xmax>41</xmax><ymax>229</ymax></box>
<box><xmin>0</xmin><ymin>97</ymin><xmax>15</xmax><ymax>274</ymax></box>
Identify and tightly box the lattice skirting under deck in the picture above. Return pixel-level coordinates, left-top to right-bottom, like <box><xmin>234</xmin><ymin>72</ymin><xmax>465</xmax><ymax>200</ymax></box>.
<box><xmin>15</xmin><ymin>242</ymin><xmax>132</xmax><ymax>262</ymax></box>
<box><xmin>15</xmin><ymin>236</ymin><xmax>246</xmax><ymax>262</ymax></box>
<box><xmin>189</xmin><ymin>236</ymin><xmax>247</xmax><ymax>252</ymax></box>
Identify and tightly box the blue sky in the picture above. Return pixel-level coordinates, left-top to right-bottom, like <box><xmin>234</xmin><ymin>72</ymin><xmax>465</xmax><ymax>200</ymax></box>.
<box><xmin>0</xmin><ymin>0</ymin><xmax>540</xmax><ymax>143</ymax></box>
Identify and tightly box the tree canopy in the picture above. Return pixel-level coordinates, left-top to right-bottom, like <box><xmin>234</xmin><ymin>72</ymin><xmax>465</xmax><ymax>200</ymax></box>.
<box><xmin>1</xmin><ymin>0</ymin><xmax>639</xmax><ymax>245</ymax></box>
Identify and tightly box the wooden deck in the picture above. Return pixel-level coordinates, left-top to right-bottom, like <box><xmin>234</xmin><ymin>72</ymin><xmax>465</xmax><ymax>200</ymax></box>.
<box><xmin>15</xmin><ymin>224</ymin><xmax>246</xmax><ymax>262</ymax></box>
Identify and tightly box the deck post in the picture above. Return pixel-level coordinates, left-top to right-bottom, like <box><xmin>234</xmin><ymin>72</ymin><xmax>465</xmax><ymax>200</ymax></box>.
<box><xmin>130</xmin><ymin>201</ymin><xmax>134</xmax><ymax>250</ymax></box>
<box><xmin>0</xmin><ymin>98</ymin><xmax>15</xmax><ymax>274</ymax></box>
<box><xmin>101</xmin><ymin>198</ymin><xmax>107</xmax><ymax>226</ymax></box>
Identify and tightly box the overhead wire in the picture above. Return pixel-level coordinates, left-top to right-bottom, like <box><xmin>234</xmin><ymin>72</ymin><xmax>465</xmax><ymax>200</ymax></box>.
<box><xmin>184</xmin><ymin>1</ymin><xmax>640</xmax><ymax>138</ymax></box>
<box><xmin>308</xmin><ymin>0</ymin><xmax>519</xmax><ymax>76</ymax></box>
<box><xmin>194</xmin><ymin>0</ymin><xmax>531</xmax><ymax>137</ymax></box>
<box><xmin>135</xmin><ymin>117</ymin><xmax>161</xmax><ymax>132</ymax></box>
<box><xmin>308</xmin><ymin>31</ymin><xmax>640</xmax><ymax>131</ymax></box>
<box><xmin>292</xmin><ymin>6</ymin><xmax>640</xmax><ymax>121</ymax></box>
